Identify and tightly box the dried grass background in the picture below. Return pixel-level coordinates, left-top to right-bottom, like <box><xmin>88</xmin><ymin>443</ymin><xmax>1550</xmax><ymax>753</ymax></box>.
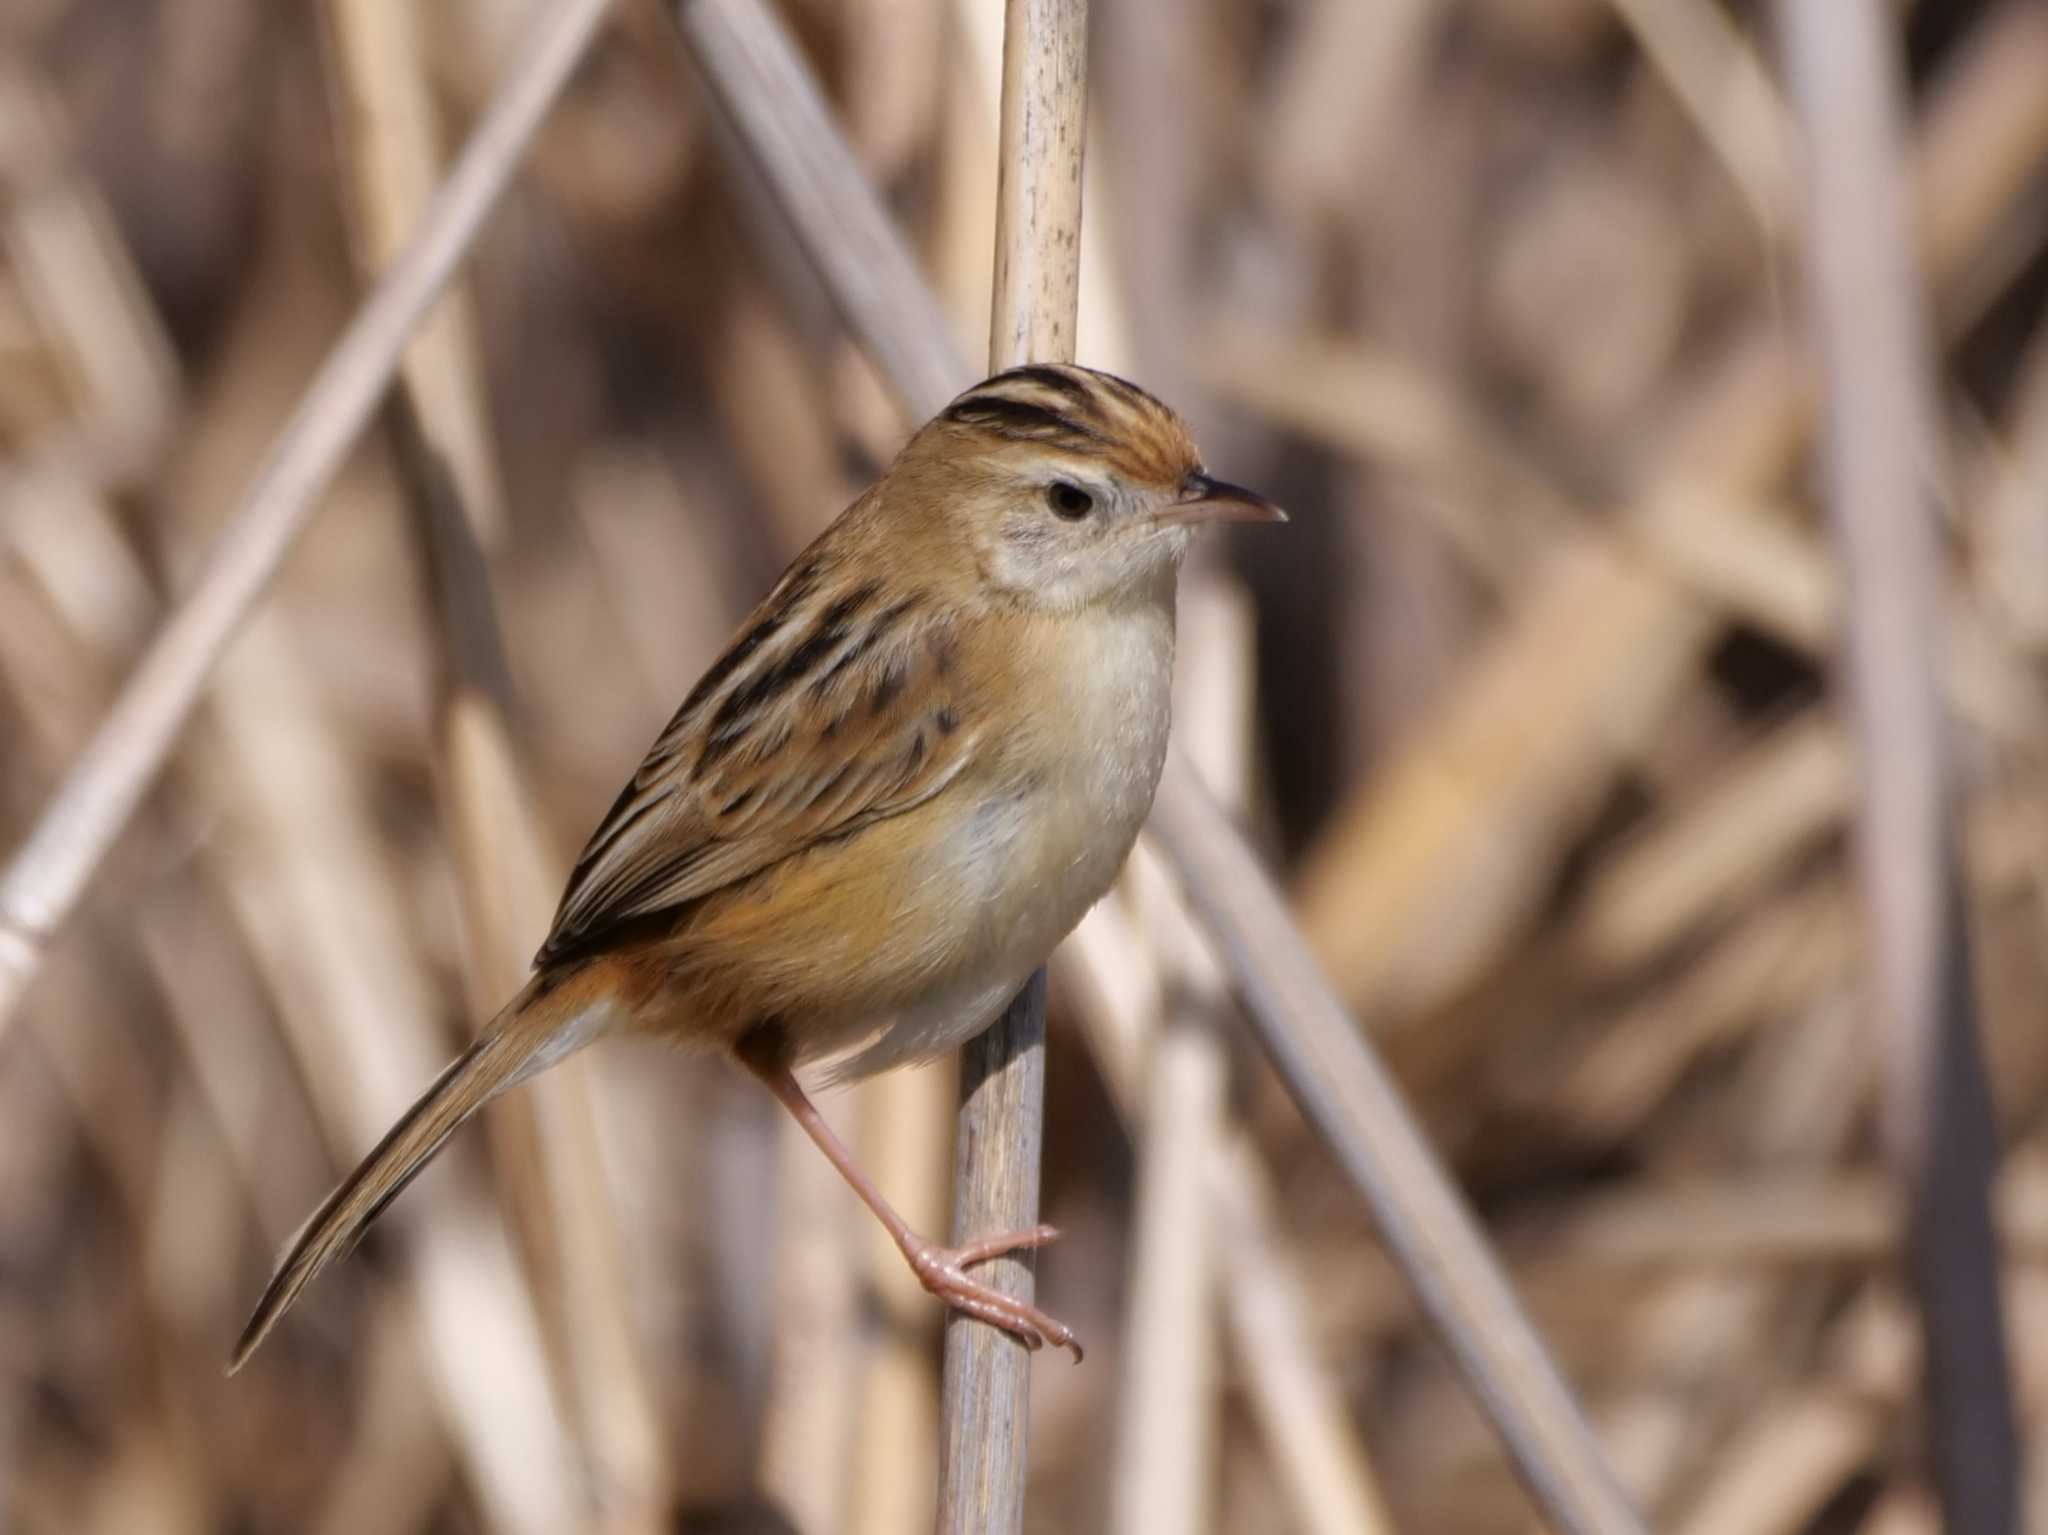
<box><xmin>3</xmin><ymin>0</ymin><xmax>2047</xmax><ymax>1532</ymax></box>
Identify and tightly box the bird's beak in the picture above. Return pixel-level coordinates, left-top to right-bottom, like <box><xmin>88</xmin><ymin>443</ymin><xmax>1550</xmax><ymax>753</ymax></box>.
<box><xmin>1153</xmin><ymin>473</ymin><xmax>1289</xmax><ymax>529</ymax></box>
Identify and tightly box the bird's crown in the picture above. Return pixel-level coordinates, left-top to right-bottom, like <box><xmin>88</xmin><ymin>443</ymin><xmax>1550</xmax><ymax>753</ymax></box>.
<box><xmin>930</xmin><ymin>363</ymin><xmax>1202</xmax><ymax>491</ymax></box>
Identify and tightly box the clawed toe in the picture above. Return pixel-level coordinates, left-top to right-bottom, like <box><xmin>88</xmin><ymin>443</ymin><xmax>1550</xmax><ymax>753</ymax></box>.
<box><xmin>948</xmin><ymin>1223</ymin><xmax>1062</xmax><ymax>1269</ymax></box>
<box><xmin>907</xmin><ymin>1229</ymin><xmax>1085</xmax><ymax>1363</ymax></box>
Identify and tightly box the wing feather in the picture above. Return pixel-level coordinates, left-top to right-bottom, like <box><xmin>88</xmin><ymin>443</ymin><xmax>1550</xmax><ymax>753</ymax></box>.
<box><xmin>537</xmin><ymin>569</ymin><xmax>974</xmax><ymax>965</ymax></box>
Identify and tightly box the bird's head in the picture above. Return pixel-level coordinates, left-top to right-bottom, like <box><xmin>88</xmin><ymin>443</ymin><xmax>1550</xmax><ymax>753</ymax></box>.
<box><xmin>890</xmin><ymin>364</ymin><xmax>1284</xmax><ymax>611</ymax></box>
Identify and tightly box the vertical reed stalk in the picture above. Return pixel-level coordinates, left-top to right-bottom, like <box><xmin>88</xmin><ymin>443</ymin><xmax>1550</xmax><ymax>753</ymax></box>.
<box><xmin>936</xmin><ymin>6</ymin><xmax>1088</xmax><ymax>1530</ymax></box>
<box><xmin>318</xmin><ymin>0</ymin><xmax>667</xmax><ymax>1520</ymax></box>
<box><xmin>1775</xmin><ymin>4</ymin><xmax>2019</xmax><ymax>1528</ymax></box>
<box><xmin>0</xmin><ymin>0</ymin><xmax>615</xmax><ymax>1033</ymax></box>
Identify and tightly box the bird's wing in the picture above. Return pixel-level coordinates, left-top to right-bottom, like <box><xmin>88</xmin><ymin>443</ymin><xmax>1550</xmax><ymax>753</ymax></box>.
<box><xmin>538</xmin><ymin>561</ymin><xmax>978</xmax><ymax>964</ymax></box>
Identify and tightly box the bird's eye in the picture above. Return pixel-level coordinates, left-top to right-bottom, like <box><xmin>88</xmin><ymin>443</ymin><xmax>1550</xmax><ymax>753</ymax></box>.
<box><xmin>1047</xmin><ymin>481</ymin><xmax>1094</xmax><ymax>520</ymax></box>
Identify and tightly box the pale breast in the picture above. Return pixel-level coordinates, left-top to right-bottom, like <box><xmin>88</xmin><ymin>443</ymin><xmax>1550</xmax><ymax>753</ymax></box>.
<box><xmin>816</xmin><ymin>596</ymin><xmax>1176</xmax><ymax>1079</ymax></box>
<box><xmin>969</xmin><ymin>595</ymin><xmax>1174</xmax><ymax>951</ymax></box>
<box><xmin>1037</xmin><ymin>599</ymin><xmax>1177</xmax><ymax>895</ymax></box>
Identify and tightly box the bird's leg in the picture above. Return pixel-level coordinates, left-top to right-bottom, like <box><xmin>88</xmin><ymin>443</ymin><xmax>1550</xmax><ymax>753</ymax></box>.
<box><xmin>740</xmin><ymin>1048</ymin><xmax>1083</xmax><ymax>1362</ymax></box>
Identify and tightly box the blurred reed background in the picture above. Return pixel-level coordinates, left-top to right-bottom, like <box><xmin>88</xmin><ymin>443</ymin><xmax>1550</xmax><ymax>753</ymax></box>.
<box><xmin>3</xmin><ymin>0</ymin><xmax>2047</xmax><ymax>1531</ymax></box>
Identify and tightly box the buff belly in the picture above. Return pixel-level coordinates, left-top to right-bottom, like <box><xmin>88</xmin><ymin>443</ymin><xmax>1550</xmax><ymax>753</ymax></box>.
<box><xmin>811</xmin><ymin>602</ymin><xmax>1174</xmax><ymax>1080</ymax></box>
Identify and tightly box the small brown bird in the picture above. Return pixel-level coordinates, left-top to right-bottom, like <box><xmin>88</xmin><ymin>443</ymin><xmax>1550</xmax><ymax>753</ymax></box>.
<box><xmin>230</xmin><ymin>363</ymin><xmax>1281</xmax><ymax>1370</ymax></box>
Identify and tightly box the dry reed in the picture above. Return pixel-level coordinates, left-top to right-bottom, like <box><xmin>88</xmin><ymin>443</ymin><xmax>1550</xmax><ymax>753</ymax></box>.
<box><xmin>3</xmin><ymin>2</ymin><xmax>2044</xmax><ymax>1532</ymax></box>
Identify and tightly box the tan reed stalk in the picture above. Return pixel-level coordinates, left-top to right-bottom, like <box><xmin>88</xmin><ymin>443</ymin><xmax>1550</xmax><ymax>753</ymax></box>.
<box><xmin>934</xmin><ymin>3</ymin><xmax>1089</xmax><ymax>1530</ymax></box>
<box><xmin>845</xmin><ymin>1064</ymin><xmax>953</xmax><ymax>1535</ymax></box>
<box><xmin>1286</xmin><ymin>7</ymin><xmax>2048</xmax><ymax>1033</ymax></box>
<box><xmin>206</xmin><ymin>615</ymin><xmax>581</xmax><ymax>1535</ymax></box>
<box><xmin>0</xmin><ymin>0</ymin><xmax>614</xmax><ymax>1033</ymax></box>
<box><xmin>1109</xmin><ymin>577</ymin><xmax>1245</xmax><ymax>1535</ymax></box>
<box><xmin>317</xmin><ymin>0</ymin><xmax>667</xmax><ymax>1521</ymax></box>
<box><xmin>156</xmin><ymin>217</ymin><xmax>580</xmax><ymax>1526</ymax></box>
<box><xmin>1145</xmin><ymin>762</ymin><xmax>1650</xmax><ymax>1535</ymax></box>
<box><xmin>1774</xmin><ymin>3</ymin><xmax>2019</xmax><ymax>1528</ymax></box>
<box><xmin>1054</xmin><ymin>906</ymin><xmax>1399</xmax><ymax>1535</ymax></box>
<box><xmin>0</xmin><ymin>60</ymin><xmax>171</xmax><ymax>663</ymax></box>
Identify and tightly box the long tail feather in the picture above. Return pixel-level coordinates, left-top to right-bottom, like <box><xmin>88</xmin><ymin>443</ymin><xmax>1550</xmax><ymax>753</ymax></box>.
<box><xmin>228</xmin><ymin>973</ymin><xmax>600</xmax><ymax>1372</ymax></box>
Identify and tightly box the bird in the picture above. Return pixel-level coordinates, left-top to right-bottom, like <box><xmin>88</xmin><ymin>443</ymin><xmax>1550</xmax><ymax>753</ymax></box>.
<box><xmin>228</xmin><ymin>362</ymin><xmax>1283</xmax><ymax>1371</ymax></box>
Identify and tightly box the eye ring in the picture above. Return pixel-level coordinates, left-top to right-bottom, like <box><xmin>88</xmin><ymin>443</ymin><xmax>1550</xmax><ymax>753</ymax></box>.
<box><xmin>1047</xmin><ymin>481</ymin><xmax>1095</xmax><ymax>520</ymax></box>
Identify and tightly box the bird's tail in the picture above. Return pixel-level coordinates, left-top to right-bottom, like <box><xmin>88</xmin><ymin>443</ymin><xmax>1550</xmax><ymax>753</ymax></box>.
<box><xmin>228</xmin><ymin>970</ymin><xmax>607</xmax><ymax>1373</ymax></box>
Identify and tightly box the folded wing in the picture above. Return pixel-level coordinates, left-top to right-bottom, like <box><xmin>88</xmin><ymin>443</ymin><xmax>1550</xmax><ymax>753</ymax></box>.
<box><xmin>539</xmin><ymin>559</ymin><xmax>977</xmax><ymax>965</ymax></box>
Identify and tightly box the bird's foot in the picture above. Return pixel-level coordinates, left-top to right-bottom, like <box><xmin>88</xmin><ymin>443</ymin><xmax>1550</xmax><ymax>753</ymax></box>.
<box><xmin>904</xmin><ymin>1223</ymin><xmax>1083</xmax><ymax>1362</ymax></box>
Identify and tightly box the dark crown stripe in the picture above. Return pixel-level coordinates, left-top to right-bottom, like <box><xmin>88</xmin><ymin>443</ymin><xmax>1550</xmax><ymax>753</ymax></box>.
<box><xmin>989</xmin><ymin>364</ymin><xmax>1096</xmax><ymax>404</ymax></box>
<box><xmin>1089</xmin><ymin>368</ymin><xmax>1159</xmax><ymax>413</ymax></box>
<box><xmin>939</xmin><ymin>394</ymin><xmax>1106</xmax><ymax>446</ymax></box>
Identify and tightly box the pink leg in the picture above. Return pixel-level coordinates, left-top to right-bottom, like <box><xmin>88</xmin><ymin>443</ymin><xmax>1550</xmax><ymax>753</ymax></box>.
<box><xmin>744</xmin><ymin>1053</ymin><xmax>1083</xmax><ymax>1362</ymax></box>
